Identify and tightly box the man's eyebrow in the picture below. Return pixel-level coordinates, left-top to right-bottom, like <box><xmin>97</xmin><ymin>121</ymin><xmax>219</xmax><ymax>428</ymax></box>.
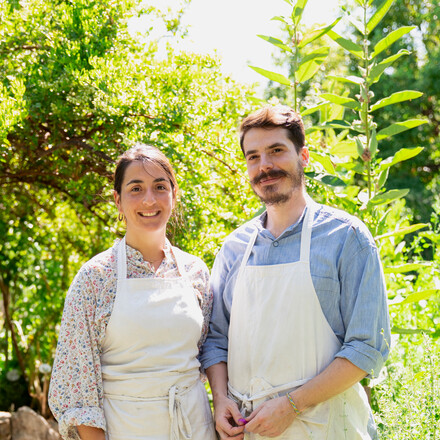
<box><xmin>244</xmin><ymin>142</ymin><xmax>287</xmax><ymax>157</ymax></box>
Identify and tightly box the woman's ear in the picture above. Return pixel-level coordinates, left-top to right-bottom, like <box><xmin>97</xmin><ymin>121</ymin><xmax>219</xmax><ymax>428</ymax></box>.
<box><xmin>114</xmin><ymin>190</ymin><xmax>121</xmax><ymax>212</ymax></box>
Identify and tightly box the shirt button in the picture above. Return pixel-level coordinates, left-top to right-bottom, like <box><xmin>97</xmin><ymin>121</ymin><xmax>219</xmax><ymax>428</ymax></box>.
<box><xmin>273</xmin><ymin>241</ymin><xmax>279</xmax><ymax>247</ymax></box>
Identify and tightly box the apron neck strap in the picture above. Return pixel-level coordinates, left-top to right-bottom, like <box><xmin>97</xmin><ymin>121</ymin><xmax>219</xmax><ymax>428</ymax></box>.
<box><xmin>239</xmin><ymin>228</ymin><xmax>258</xmax><ymax>273</ymax></box>
<box><xmin>170</xmin><ymin>246</ymin><xmax>188</xmax><ymax>279</ymax></box>
<box><xmin>117</xmin><ymin>236</ymin><xmax>127</xmax><ymax>280</ymax></box>
<box><xmin>299</xmin><ymin>204</ymin><xmax>315</xmax><ymax>263</ymax></box>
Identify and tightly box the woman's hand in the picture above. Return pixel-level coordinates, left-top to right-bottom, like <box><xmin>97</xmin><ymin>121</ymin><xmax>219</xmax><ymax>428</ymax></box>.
<box><xmin>213</xmin><ymin>395</ymin><xmax>246</xmax><ymax>440</ymax></box>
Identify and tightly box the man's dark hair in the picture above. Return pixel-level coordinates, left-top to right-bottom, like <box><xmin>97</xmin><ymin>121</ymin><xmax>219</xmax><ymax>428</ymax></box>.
<box><xmin>239</xmin><ymin>105</ymin><xmax>305</xmax><ymax>154</ymax></box>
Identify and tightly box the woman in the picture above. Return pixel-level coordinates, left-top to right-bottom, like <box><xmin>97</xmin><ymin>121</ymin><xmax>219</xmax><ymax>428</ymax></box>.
<box><xmin>49</xmin><ymin>144</ymin><xmax>216</xmax><ymax>440</ymax></box>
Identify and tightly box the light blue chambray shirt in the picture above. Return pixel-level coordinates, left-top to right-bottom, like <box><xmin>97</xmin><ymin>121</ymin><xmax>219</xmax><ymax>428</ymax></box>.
<box><xmin>200</xmin><ymin>199</ymin><xmax>391</xmax><ymax>378</ymax></box>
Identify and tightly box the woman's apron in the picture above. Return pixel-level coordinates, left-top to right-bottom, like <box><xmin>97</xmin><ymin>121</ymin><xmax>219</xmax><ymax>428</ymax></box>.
<box><xmin>100</xmin><ymin>238</ymin><xmax>216</xmax><ymax>440</ymax></box>
<box><xmin>227</xmin><ymin>205</ymin><xmax>372</xmax><ymax>439</ymax></box>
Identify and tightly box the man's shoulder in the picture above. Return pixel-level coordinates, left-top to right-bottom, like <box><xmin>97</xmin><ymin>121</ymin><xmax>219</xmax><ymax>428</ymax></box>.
<box><xmin>317</xmin><ymin>203</ymin><xmax>375</xmax><ymax>248</ymax></box>
<box><xmin>223</xmin><ymin>216</ymin><xmax>261</xmax><ymax>247</ymax></box>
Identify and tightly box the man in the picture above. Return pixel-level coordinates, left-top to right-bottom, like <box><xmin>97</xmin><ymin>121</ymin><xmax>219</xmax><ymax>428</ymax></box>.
<box><xmin>200</xmin><ymin>105</ymin><xmax>391</xmax><ymax>440</ymax></box>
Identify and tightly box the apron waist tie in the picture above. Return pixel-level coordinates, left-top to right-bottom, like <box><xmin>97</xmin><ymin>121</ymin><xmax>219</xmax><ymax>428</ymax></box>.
<box><xmin>228</xmin><ymin>378</ymin><xmax>311</xmax><ymax>415</ymax></box>
<box><xmin>105</xmin><ymin>380</ymin><xmax>197</xmax><ymax>440</ymax></box>
<box><xmin>169</xmin><ymin>384</ymin><xmax>193</xmax><ymax>440</ymax></box>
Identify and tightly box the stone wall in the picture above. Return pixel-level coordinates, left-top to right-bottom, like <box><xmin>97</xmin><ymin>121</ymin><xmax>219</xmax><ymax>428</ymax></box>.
<box><xmin>0</xmin><ymin>407</ymin><xmax>60</xmax><ymax>440</ymax></box>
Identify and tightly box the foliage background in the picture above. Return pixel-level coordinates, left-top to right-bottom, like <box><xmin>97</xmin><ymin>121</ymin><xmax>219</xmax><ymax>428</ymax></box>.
<box><xmin>1</xmin><ymin>0</ymin><xmax>439</xmax><ymax>436</ymax></box>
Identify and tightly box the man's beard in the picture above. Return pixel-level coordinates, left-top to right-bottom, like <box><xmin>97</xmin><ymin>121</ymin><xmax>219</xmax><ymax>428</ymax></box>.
<box><xmin>250</xmin><ymin>161</ymin><xmax>304</xmax><ymax>206</ymax></box>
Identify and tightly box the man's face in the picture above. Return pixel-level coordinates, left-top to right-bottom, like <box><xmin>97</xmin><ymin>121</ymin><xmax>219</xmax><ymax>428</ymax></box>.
<box><xmin>242</xmin><ymin>127</ymin><xmax>309</xmax><ymax>205</ymax></box>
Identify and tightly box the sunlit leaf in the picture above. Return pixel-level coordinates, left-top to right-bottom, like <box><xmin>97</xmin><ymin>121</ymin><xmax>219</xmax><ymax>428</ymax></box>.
<box><xmin>327</xmin><ymin>75</ymin><xmax>364</xmax><ymax>85</ymax></box>
<box><xmin>248</xmin><ymin>66</ymin><xmax>291</xmax><ymax>86</ymax></box>
<box><xmin>257</xmin><ymin>35</ymin><xmax>292</xmax><ymax>53</ymax></box>
<box><xmin>391</xmin><ymin>326</ymin><xmax>434</xmax><ymax>335</ymax></box>
<box><xmin>370</xmin><ymin>91</ymin><xmax>423</xmax><ymax>112</ymax></box>
<box><xmin>320</xmin><ymin>120</ymin><xmax>352</xmax><ymax>129</ymax></box>
<box><xmin>366</xmin><ymin>0</ymin><xmax>394</xmax><ymax>35</ymax></box>
<box><xmin>390</xmin><ymin>289</ymin><xmax>439</xmax><ymax>306</ymax></box>
<box><xmin>379</xmin><ymin>147</ymin><xmax>424</xmax><ymax>169</ymax></box>
<box><xmin>309</xmin><ymin>151</ymin><xmax>336</xmax><ymax>174</ymax></box>
<box><xmin>375</xmin><ymin>223</ymin><xmax>428</xmax><ymax>240</ymax></box>
<box><xmin>330</xmin><ymin>140</ymin><xmax>358</xmax><ymax>158</ymax></box>
<box><xmin>377</xmin><ymin>119</ymin><xmax>429</xmax><ymax>140</ymax></box>
<box><xmin>371</xmin><ymin>26</ymin><xmax>416</xmax><ymax>59</ymax></box>
<box><xmin>368</xmin><ymin>50</ymin><xmax>410</xmax><ymax>84</ymax></box>
<box><xmin>292</xmin><ymin>0</ymin><xmax>308</xmax><ymax>26</ymax></box>
<box><xmin>368</xmin><ymin>189</ymin><xmax>409</xmax><ymax>206</ymax></box>
<box><xmin>271</xmin><ymin>15</ymin><xmax>288</xmax><ymax>24</ymax></box>
<box><xmin>298</xmin><ymin>17</ymin><xmax>341</xmax><ymax>48</ymax></box>
<box><xmin>296</xmin><ymin>47</ymin><xmax>329</xmax><ymax>82</ymax></box>
<box><xmin>305</xmin><ymin>172</ymin><xmax>346</xmax><ymax>187</ymax></box>
<box><xmin>301</xmin><ymin>103</ymin><xmax>327</xmax><ymax>116</ymax></box>
<box><xmin>320</xmin><ymin>93</ymin><xmax>361</xmax><ymax>110</ymax></box>
<box><xmin>327</xmin><ymin>30</ymin><xmax>363</xmax><ymax>58</ymax></box>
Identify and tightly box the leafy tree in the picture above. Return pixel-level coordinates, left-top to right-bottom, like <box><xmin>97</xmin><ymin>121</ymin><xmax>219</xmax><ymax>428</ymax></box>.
<box><xmin>0</xmin><ymin>0</ymin><xmax>259</xmax><ymax>412</ymax></box>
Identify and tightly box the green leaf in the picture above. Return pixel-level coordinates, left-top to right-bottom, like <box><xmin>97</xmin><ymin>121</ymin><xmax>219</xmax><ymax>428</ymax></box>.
<box><xmin>377</xmin><ymin>119</ymin><xmax>429</xmax><ymax>140</ymax></box>
<box><xmin>371</xmin><ymin>26</ymin><xmax>416</xmax><ymax>59</ymax></box>
<box><xmin>327</xmin><ymin>30</ymin><xmax>364</xmax><ymax>58</ymax></box>
<box><xmin>379</xmin><ymin>147</ymin><xmax>424</xmax><ymax>170</ymax></box>
<box><xmin>391</xmin><ymin>326</ymin><xmax>434</xmax><ymax>335</ymax></box>
<box><xmin>375</xmin><ymin>223</ymin><xmax>428</xmax><ymax>240</ymax></box>
<box><xmin>368</xmin><ymin>189</ymin><xmax>409</xmax><ymax>206</ymax></box>
<box><xmin>320</xmin><ymin>93</ymin><xmax>361</xmax><ymax>110</ymax></box>
<box><xmin>296</xmin><ymin>47</ymin><xmax>329</xmax><ymax>82</ymax></box>
<box><xmin>298</xmin><ymin>17</ymin><xmax>342</xmax><ymax>48</ymax></box>
<box><xmin>305</xmin><ymin>172</ymin><xmax>346</xmax><ymax>187</ymax></box>
<box><xmin>320</xmin><ymin>120</ymin><xmax>352</xmax><ymax>129</ymax></box>
<box><xmin>330</xmin><ymin>140</ymin><xmax>358</xmax><ymax>158</ymax></box>
<box><xmin>248</xmin><ymin>66</ymin><xmax>291</xmax><ymax>86</ymax></box>
<box><xmin>390</xmin><ymin>289</ymin><xmax>439</xmax><ymax>306</ymax></box>
<box><xmin>327</xmin><ymin>75</ymin><xmax>364</xmax><ymax>85</ymax></box>
<box><xmin>377</xmin><ymin>168</ymin><xmax>389</xmax><ymax>189</ymax></box>
<box><xmin>271</xmin><ymin>16</ymin><xmax>288</xmax><ymax>24</ymax></box>
<box><xmin>292</xmin><ymin>0</ymin><xmax>308</xmax><ymax>26</ymax></box>
<box><xmin>366</xmin><ymin>0</ymin><xmax>394</xmax><ymax>35</ymax></box>
<box><xmin>301</xmin><ymin>103</ymin><xmax>327</xmax><ymax>116</ymax></box>
<box><xmin>370</xmin><ymin>91</ymin><xmax>423</xmax><ymax>112</ymax></box>
<box><xmin>369</xmin><ymin>127</ymin><xmax>377</xmax><ymax>156</ymax></box>
<box><xmin>368</xmin><ymin>49</ymin><xmax>410</xmax><ymax>84</ymax></box>
<box><xmin>309</xmin><ymin>151</ymin><xmax>336</xmax><ymax>174</ymax></box>
<box><xmin>257</xmin><ymin>35</ymin><xmax>292</xmax><ymax>53</ymax></box>
<box><xmin>384</xmin><ymin>263</ymin><xmax>430</xmax><ymax>274</ymax></box>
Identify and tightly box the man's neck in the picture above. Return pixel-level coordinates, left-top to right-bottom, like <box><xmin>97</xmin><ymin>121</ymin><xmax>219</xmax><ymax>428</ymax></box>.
<box><xmin>265</xmin><ymin>190</ymin><xmax>307</xmax><ymax>238</ymax></box>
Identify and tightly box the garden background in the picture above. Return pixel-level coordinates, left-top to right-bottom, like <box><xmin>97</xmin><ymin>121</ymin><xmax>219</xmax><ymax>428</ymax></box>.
<box><xmin>0</xmin><ymin>0</ymin><xmax>439</xmax><ymax>438</ymax></box>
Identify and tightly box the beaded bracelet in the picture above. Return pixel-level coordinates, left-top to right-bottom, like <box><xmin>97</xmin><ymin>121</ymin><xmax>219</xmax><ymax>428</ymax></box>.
<box><xmin>286</xmin><ymin>393</ymin><xmax>301</xmax><ymax>415</ymax></box>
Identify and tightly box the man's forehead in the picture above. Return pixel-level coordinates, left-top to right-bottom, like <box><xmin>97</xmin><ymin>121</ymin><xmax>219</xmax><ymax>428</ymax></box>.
<box><xmin>242</xmin><ymin>127</ymin><xmax>293</xmax><ymax>150</ymax></box>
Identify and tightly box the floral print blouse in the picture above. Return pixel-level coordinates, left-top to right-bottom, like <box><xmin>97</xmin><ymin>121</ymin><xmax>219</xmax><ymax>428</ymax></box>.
<box><xmin>48</xmin><ymin>239</ymin><xmax>212</xmax><ymax>440</ymax></box>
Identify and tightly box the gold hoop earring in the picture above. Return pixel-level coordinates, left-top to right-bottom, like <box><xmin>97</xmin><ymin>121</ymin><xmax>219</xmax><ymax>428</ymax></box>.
<box><xmin>118</xmin><ymin>213</ymin><xmax>125</xmax><ymax>222</ymax></box>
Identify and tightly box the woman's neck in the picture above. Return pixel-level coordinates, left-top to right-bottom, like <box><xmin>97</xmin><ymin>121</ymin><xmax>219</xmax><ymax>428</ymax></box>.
<box><xmin>125</xmin><ymin>229</ymin><xmax>167</xmax><ymax>268</ymax></box>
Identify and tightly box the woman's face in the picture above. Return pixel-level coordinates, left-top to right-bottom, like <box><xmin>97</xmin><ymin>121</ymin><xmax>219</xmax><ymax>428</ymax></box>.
<box><xmin>114</xmin><ymin>161</ymin><xmax>175</xmax><ymax>237</ymax></box>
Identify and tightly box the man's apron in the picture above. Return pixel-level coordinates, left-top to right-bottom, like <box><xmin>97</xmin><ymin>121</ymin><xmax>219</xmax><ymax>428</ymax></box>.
<box><xmin>100</xmin><ymin>238</ymin><xmax>216</xmax><ymax>440</ymax></box>
<box><xmin>227</xmin><ymin>205</ymin><xmax>372</xmax><ymax>439</ymax></box>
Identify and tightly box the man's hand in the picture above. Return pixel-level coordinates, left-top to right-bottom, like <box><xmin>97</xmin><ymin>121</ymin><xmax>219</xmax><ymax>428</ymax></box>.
<box><xmin>213</xmin><ymin>395</ymin><xmax>246</xmax><ymax>440</ymax></box>
<box><xmin>244</xmin><ymin>395</ymin><xmax>297</xmax><ymax>438</ymax></box>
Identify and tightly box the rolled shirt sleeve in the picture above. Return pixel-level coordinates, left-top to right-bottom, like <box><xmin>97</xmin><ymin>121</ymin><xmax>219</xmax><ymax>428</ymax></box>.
<box><xmin>48</xmin><ymin>267</ymin><xmax>106</xmax><ymax>440</ymax></box>
<box><xmin>335</xmin><ymin>231</ymin><xmax>391</xmax><ymax>377</ymax></box>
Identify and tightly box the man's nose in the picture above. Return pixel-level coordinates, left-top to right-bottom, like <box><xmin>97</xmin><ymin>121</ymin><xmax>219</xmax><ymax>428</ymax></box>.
<box><xmin>259</xmin><ymin>154</ymin><xmax>273</xmax><ymax>172</ymax></box>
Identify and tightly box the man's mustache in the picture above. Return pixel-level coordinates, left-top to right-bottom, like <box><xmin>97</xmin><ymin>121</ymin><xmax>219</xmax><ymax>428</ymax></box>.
<box><xmin>251</xmin><ymin>169</ymin><xmax>288</xmax><ymax>186</ymax></box>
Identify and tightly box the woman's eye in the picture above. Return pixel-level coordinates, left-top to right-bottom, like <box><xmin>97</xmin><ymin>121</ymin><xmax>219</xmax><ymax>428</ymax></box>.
<box><xmin>131</xmin><ymin>186</ymin><xmax>141</xmax><ymax>192</ymax></box>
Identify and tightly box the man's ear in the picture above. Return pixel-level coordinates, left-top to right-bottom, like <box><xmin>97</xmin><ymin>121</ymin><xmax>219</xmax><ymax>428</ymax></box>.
<box><xmin>300</xmin><ymin>147</ymin><xmax>310</xmax><ymax>167</ymax></box>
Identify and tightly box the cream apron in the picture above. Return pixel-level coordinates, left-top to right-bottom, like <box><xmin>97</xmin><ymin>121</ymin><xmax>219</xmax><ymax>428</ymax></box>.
<box><xmin>228</xmin><ymin>205</ymin><xmax>372</xmax><ymax>439</ymax></box>
<box><xmin>100</xmin><ymin>238</ymin><xmax>216</xmax><ymax>440</ymax></box>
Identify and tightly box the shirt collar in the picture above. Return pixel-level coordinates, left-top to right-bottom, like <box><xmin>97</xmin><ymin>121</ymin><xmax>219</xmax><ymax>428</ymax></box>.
<box><xmin>256</xmin><ymin>196</ymin><xmax>317</xmax><ymax>240</ymax></box>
